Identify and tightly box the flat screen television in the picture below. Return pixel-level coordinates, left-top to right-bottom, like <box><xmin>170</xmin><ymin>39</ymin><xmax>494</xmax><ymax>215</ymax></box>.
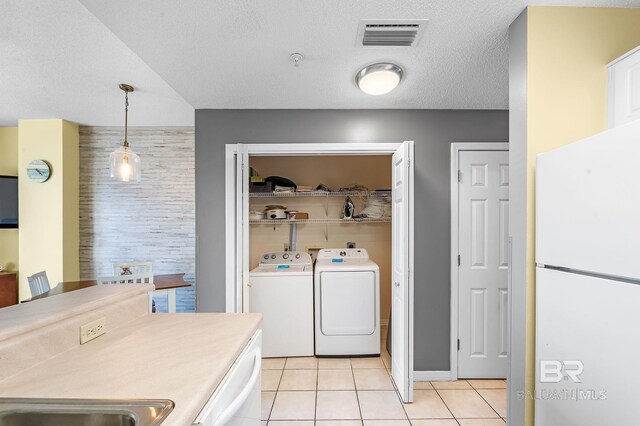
<box><xmin>0</xmin><ymin>176</ymin><xmax>18</xmax><ymax>228</ymax></box>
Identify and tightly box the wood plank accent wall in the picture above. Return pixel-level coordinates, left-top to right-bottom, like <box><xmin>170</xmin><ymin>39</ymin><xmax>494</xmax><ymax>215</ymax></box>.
<box><xmin>79</xmin><ymin>127</ymin><xmax>195</xmax><ymax>312</ymax></box>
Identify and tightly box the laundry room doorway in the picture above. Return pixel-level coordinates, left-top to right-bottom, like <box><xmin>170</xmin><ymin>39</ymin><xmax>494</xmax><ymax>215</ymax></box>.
<box><xmin>225</xmin><ymin>141</ymin><xmax>415</xmax><ymax>402</ymax></box>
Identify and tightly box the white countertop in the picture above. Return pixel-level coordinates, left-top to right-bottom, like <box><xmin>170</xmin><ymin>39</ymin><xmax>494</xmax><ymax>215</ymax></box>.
<box><xmin>0</xmin><ymin>297</ymin><xmax>261</xmax><ymax>425</ymax></box>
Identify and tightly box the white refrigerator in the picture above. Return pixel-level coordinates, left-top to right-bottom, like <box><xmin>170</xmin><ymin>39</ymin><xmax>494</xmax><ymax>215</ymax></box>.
<box><xmin>535</xmin><ymin>119</ymin><xmax>640</xmax><ymax>425</ymax></box>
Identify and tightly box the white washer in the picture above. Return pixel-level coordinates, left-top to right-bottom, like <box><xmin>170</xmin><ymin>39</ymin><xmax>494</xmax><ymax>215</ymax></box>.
<box><xmin>314</xmin><ymin>248</ymin><xmax>380</xmax><ymax>356</ymax></box>
<box><xmin>249</xmin><ymin>251</ymin><xmax>313</xmax><ymax>357</ymax></box>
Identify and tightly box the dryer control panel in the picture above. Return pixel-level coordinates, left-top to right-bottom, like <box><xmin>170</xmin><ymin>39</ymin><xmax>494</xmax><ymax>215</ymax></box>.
<box><xmin>259</xmin><ymin>251</ymin><xmax>312</xmax><ymax>265</ymax></box>
<box><xmin>317</xmin><ymin>248</ymin><xmax>370</xmax><ymax>261</ymax></box>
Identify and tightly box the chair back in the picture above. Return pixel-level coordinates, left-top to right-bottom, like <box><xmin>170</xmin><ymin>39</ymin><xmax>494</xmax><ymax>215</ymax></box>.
<box><xmin>112</xmin><ymin>261</ymin><xmax>153</xmax><ymax>276</ymax></box>
<box><xmin>97</xmin><ymin>273</ymin><xmax>154</xmax><ymax>285</ymax></box>
<box><xmin>27</xmin><ymin>271</ymin><xmax>51</xmax><ymax>297</ymax></box>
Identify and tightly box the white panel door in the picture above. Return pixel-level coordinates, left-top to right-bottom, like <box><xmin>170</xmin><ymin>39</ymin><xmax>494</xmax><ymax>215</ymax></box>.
<box><xmin>608</xmin><ymin>47</ymin><xmax>640</xmax><ymax>128</ymax></box>
<box><xmin>391</xmin><ymin>140</ymin><xmax>414</xmax><ymax>403</ymax></box>
<box><xmin>458</xmin><ymin>150</ymin><xmax>508</xmax><ymax>378</ymax></box>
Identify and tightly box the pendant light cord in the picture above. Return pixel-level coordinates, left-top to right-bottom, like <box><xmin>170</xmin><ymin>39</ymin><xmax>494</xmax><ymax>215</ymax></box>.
<box><xmin>123</xmin><ymin>90</ymin><xmax>129</xmax><ymax>148</ymax></box>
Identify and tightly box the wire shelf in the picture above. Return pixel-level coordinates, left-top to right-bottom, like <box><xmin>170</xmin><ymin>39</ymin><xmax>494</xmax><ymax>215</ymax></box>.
<box><xmin>249</xmin><ymin>217</ymin><xmax>391</xmax><ymax>225</ymax></box>
<box><xmin>249</xmin><ymin>191</ymin><xmax>391</xmax><ymax>198</ymax></box>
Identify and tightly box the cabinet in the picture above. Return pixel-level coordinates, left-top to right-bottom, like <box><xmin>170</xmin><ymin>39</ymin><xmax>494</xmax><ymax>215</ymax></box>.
<box><xmin>608</xmin><ymin>45</ymin><xmax>640</xmax><ymax>128</ymax></box>
<box><xmin>0</xmin><ymin>272</ymin><xmax>18</xmax><ymax>308</ymax></box>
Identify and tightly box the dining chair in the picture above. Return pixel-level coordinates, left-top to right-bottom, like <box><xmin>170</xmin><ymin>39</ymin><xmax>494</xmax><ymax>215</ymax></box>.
<box><xmin>97</xmin><ymin>273</ymin><xmax>154</xmax><ymax>285</ymax></box>
<box><xmin>98</xmin><ymin>272</ymin><xmax>154</xmax><ymax>312</ymax></box>
<box><xmin>27</xmin><ymin>271</ymin><xmax>51</xmax><ymax>297</ymax></box>
<box><xmin>112</xmin><ymin>261</ymin><xmax>153</xmax><ymax>276</ymax></box>
<box><xmin>111</xmin><ymin>261</ymin><xmax>156</xmax><ymax>312</ymax></box>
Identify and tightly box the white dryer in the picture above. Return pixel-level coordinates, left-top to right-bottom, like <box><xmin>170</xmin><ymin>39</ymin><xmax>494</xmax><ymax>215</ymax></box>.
<box><xmin>250</xmin><ymin>251</ymin><xmax>314</xmax><ymax>357</ymax></box>
<box><xmin>314</xmin><ymin>248</ymin><xmax>380</xmax><ymax>356</ymax></box>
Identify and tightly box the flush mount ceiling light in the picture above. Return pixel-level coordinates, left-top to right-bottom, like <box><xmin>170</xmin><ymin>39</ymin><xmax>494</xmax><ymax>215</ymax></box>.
<box><xmin>110</xmin><ymin>83</ymin><xmax>141</xmax><ymax>182</ymax></box>
<box><xmin>355</xmin><ymin>63</ymin><xmax>403</xmax><ymax>95</ymax></box>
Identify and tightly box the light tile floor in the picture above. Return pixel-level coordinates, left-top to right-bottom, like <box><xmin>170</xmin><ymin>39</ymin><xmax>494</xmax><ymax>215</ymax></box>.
<box><xmin>261</xmin><ymin>345</ymin><xmax>506</xmax><ymax>425</ymax></box>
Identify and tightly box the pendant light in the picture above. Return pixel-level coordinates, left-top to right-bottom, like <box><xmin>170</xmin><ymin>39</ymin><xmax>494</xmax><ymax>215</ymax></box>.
<box><xmin>355</xmin><ymin>63</ymin><xmax>403</xmax><ymax>96</ymax></box>
<box><xmin>110</xmin><ymin>83</ymin><xmax>141</xmax><ymax>182</ymax></box>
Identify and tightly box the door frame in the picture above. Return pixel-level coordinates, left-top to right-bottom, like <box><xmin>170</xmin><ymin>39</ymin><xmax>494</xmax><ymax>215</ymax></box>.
<box><xmin>225</xmin><ymin>142</ymin><xmax>405</xmax><ymax>312</ymax></box>
<box><xmin>450</xmin><ymin>142</ymin><xmax>509</xmax><ymax>380</ymax></box>
<box><xmin>224</xmin><ymin>142</ymin><xmax>414</xmax><ymax>400</ymax></box>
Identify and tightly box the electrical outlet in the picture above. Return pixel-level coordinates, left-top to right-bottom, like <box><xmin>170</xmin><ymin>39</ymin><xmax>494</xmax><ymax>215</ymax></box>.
<box><xmin>80</xmin><ymin>317</ymin><xmax>106</xmax><ymax>344</ymax></box>
<box><xmin>347</xmin><ymin>242</ymin><xmax>356</xmax><ymax>249</ymax></box>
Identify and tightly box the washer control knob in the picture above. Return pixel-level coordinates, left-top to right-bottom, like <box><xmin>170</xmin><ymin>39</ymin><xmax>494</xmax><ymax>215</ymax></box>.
<box><xmin>263</xmin><ymin>254</ymin><xmax>269</xmax><ymax>260</ymax></box>
<box><xmin>295</xmin><ymin>253</ymin><xmax>301</xmax><ymax>259</ymax></box>
<box><xmin>283</xmin><ymin>253</ymin><xmax>289</xmax><ymax>259</ymax></box>
<box><xmin>271</xmin><ymin>254</ymin><xmax>276</xmax><ymax>259</ymax></box>
<box><xmin>340</xmin><ymin>250</ymin><xmax>346</xmax><ymax>257</ymax></box>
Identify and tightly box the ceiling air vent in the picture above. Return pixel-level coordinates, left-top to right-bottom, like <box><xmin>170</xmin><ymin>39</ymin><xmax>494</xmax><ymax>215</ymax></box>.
<box><xmin>357</xmin><ymin>19</ymin><xmax>428</xmax><ymax>48</ymax></box>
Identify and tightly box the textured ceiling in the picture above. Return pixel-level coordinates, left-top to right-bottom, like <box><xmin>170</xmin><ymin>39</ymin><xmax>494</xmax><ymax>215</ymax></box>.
<box><xmin>2</xmin><ymin>1</ymin><xmax>640</xmax><ymax>126</ymax></box>
<box><xmin>0</xmin><ymin>0</ymin><xmax>193</xmax><ymax>126</ymax></box>
<box><xmin>79</xmin><ymin>0</ymin><xmax>640</xmax><ymax>112</ymax></box>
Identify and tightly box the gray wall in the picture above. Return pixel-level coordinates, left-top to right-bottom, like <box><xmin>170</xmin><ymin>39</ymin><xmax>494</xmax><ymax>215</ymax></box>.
<box><xmin>508</xmin><ymin>9</ymin><xmax>528</xmax><ymax>425</ymax></box>
<box><xmin>79</xmin><ymin>127</ymin><xmax>196</xmax><ymax>312</ymax></box>
<box><xmin>195</xmin><ymin>110</ymin><xmax>508</xmax><ymax>370</ymax></box>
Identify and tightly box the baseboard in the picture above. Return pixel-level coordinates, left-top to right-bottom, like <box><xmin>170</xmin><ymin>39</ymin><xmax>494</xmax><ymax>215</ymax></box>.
<box><xmin>414</xmin><ymin>370</ymin><xmax>454</xmax><ymax>381</ymax></box>
<box><xmin>381</xmin><ymin>318</ymin><xmax>389</xmax><ymax>326</ymax></box>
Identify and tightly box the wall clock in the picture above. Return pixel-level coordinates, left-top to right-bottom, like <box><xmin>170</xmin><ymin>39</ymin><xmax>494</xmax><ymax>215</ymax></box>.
<box><xmin>26</xmin><ymin>160</ymin><xmax>51</xmax><ymax>183</ymax></box>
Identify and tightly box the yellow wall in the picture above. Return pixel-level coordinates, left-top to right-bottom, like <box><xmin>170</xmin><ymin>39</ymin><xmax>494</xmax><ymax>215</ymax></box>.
<box><xmin>61</xmin><ymin>120</ymin><xmax>79</xmax><ymax>282</ymax></box>
<box><xmin>18</xmin><ymin>119</ymin><xmax>79</xmax><ymax>299</ymax></box>
<box><xmin>249</xmin><ymin>156</ymin><xmax>393</xmax><ymax>320</ymax></box>
<box><xmin>0</xmin><ymin>127</ymin><xmax>19</xmax><ymax>272</ymax></box>
<box><xmin>0</xmin><ymin>127</ymin><xmax>18</xmax><ymax>174</ymax></box>
<box><xmin>525</xmin><ymin>7</ymin><xmax>640</xmax><ymax>424</ymax></box>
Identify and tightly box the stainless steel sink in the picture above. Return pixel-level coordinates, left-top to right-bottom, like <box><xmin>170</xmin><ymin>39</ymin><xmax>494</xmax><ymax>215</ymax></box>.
<box><xmin>0</xmin><ymin>398</ymin><xmax>174</xmax><ymax>426</ymax></box>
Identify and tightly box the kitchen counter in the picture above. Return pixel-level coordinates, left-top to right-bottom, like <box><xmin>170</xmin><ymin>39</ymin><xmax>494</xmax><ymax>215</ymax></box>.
<box><xmin>0</xmin><ymin>283</ymin><xmax>150</xmax><ymax>342</ymax></box>
<box><xmin>0</xmin><ymin>285</ymin><xmax>261</xmax><ymax>425</ymax></box>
